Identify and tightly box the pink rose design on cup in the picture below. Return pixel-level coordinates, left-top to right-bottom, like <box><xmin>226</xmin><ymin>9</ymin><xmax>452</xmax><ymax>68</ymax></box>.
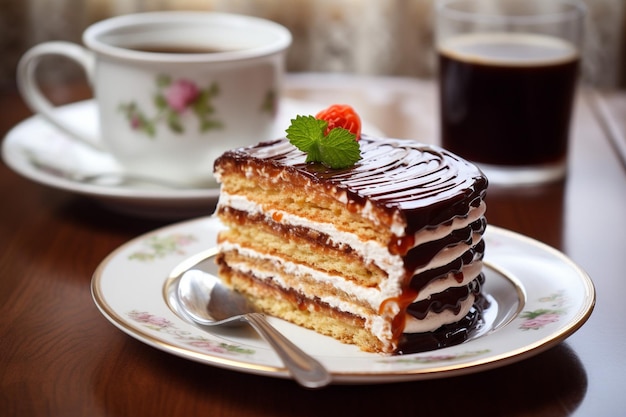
<box><xmin>119</xmin><ymin>74</ymin><xmax>222</xmax><ymax>137</ymax></box>
<box><xmin>130</xmin><ymin>114</ymin><xmax>143</xmax><ymax>130</ymax></box>
<box><xmin>165</xmin><ymin>79</ymin><xmax>200</xmax><ymax>113</ymax></box>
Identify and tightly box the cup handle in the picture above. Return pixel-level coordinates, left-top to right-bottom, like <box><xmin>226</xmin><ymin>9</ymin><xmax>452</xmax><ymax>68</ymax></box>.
<box><xmin>17</xmin><ymin>41</ymin><xmax>104</xmax><ymax>151</ymax></box>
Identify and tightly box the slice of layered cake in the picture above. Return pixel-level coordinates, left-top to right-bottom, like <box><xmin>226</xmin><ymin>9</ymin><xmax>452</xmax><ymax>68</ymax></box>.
<box><xmin>213</xmin><ymin>105</ymin><xmax>488</xmax><ymax>354</ymax></box>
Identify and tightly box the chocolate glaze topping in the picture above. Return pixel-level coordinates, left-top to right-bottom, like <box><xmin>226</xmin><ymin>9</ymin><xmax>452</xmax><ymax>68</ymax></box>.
<box><xmin>215</xmin><ymin>135</ymin><xmax>488</xmax><ymax>235</ymax></box>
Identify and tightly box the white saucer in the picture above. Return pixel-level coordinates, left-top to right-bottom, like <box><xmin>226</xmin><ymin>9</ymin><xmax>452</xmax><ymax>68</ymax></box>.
<box><xmin>2</xmin><ymin>98</ymin><xmax>381</xmax><ymax>219</ymax></box>
<box><xmin>91</xmin><ymin>216</ymin><xmax>595</xmax><ymax>385</ymax></box>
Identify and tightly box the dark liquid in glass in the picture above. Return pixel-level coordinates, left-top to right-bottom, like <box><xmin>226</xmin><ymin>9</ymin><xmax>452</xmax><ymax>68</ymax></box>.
<box><xmin>438</xmin><ymin>34</ymin><xmax>579</xmax><ymax>166</ymax></box>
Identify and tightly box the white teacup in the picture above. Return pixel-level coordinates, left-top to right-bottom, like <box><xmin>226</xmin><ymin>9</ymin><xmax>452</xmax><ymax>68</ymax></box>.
<box><xmin>18</xmin><ymin>11</ymin><xmax>292</xmax><ymax>187</ymax></box>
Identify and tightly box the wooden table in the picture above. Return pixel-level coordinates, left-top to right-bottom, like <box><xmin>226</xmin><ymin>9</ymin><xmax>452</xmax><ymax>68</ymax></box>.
<box><xmin>2</xmin><ymin>74</ymin><xmax>625</xmax><ymax>416</ymax></box>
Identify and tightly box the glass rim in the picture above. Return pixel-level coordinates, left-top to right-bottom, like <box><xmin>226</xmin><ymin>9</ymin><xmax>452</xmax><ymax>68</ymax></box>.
<box><xmin>436</xmin><ymin>0</ymin><xmax>586</xmax><ymax>25</ymax></box>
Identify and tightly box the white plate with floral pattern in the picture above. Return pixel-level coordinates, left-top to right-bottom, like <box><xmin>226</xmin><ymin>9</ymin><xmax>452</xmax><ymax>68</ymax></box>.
<box><xmin>91</xmin><ymin>216</ymin><xmax>595</xmax><ymax>384</ymax></box>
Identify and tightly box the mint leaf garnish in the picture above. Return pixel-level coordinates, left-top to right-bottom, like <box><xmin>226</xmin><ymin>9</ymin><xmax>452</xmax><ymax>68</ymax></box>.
<box><xmin>286</xmin><ymin>115</ymin><xmax>361</xmax><ymax>169</ymax></box>
<box><xmin>319</xmin><ymin>128</ymin><xmax>361</xmax><ymax>169</ymax></box>
<box><xmin>285</xmin><ymin>115</ymin><xmax>324</xmax><ymax>163</ymax></box>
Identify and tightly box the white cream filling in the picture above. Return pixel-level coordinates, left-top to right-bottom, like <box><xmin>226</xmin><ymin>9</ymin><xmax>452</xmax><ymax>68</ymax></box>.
<box><xmin>414</xmin><ymin>261</ymin><xmax>483</xmax><ymax>302</ymax></box>
<box><xmin>403</xmin><ymin>294</ymin><xmax>476</xmax><ymax>333</ymax></box>
<box><xmin>412</xmin><ymin>232</ymin><xmax>483</xmax><ymax>279</ymax></box>
<box><xmin>411</xmin><ymin>202</ymin><xmax>486</xmax><ymax>247</ymax></box>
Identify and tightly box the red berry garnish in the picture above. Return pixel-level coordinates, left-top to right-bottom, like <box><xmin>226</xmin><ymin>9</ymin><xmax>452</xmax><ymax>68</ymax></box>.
<box><xmin>315</xmin><ymin>104</ymin><xmax>361</xmax><ymax>141</ymax></box>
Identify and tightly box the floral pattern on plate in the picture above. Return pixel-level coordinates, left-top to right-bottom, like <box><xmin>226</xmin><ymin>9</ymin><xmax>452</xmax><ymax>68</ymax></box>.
<box><xmin>129</xmin><ymin>233</ymin><xmax>197</xmax><ymax>261</ymax></box>
<box><xmin>378</xmin><ymin>349</ymin><xmax>491</xmax><ymax>365</ymax></box>
<box><xmin>128</xmin><ymin>310</ymin><xmax>255</xmax><ymax>356</ymax></box>
<box><xmin>519</xmin><ymin>291</ymin><xmax>568</xmax><ymax>330</ymax></box>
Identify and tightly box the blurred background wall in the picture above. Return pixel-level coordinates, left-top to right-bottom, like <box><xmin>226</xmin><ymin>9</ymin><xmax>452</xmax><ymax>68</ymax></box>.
<box><xmin>1</xmin><ymin>0</ymin><xmax>625</xmax><ymax>90</ymax></box>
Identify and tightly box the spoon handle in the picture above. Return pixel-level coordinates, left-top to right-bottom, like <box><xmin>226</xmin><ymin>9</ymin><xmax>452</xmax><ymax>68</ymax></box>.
<box><xmin>245</xmin><ymin>313</ymin><xmax>332</xmax><ymax>388</ymax></box>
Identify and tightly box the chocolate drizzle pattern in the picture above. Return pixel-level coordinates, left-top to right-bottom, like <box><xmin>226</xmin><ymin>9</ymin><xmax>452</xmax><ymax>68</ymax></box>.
<box><xmin>217</xmin><ymin>135</ymin><xmax>488</xmax><ymax>235</ymax></box>
<box><xmin>397</xmin><ymin>290</ymin><xmax>490</xmax><ymax>354</ymax></box>
<box><xmin>409</xmin><ymin>239</ymin><xmax>485</xmax><ymax>293</ymax></box>
<box><xmin>404</xmin><ymin>218</ymin><xmax>486</xmax><ymax>273</ymax></box>
<box><xmin>407</xmin><ymin>274</ymin><xmax>485</xmax><ymax>321</ymax></box>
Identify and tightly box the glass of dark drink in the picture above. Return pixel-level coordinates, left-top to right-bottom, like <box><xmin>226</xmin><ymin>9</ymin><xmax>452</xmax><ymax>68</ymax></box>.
<box><xmin>436</xmin><ymin>0</ymin><xmax>586</xmax><ymax>185</ymax></box>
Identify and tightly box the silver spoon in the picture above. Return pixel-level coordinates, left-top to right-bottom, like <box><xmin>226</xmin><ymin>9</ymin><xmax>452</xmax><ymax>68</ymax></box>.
<box><xmin>174</xmin><ymin>268</ymin><xmax>332</xmax><ymax>388</ymax></box>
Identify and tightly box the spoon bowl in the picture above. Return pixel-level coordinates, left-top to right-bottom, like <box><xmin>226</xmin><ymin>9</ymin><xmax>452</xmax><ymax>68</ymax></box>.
<box><xmin>170</xmin><ymin>258</ymin><xmax>331</xmax><ymax>389</ymax></box>
<box><xmin>177</xmin><ymin>269</ymin><xmax>254</xmax><ymax>326</ymax></box>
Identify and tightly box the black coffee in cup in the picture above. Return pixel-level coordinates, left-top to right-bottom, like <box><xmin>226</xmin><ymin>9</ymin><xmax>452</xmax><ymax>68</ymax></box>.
<box><xmin>438</xmin><ymin>33</ymin><xmax>579</xmax><ymax>167</ymax></box>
